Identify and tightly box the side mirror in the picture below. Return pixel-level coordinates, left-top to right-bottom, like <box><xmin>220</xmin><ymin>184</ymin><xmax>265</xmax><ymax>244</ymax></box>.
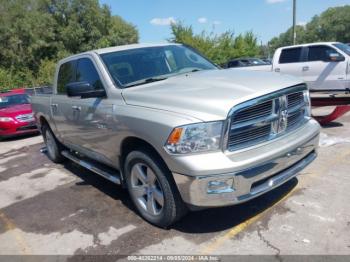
<box><xmin>66</xmin><ymin>82</ymin><xmax>106</xmax><ymax>99</ymax></box>
<box><xmin>327</xmin><ymin>53</ymin><xmax>345</xmax><ymax>62</ymax></box>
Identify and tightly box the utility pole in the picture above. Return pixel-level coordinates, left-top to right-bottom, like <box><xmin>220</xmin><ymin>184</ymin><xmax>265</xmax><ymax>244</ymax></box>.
<box><xmin>292</xmin><ymin>0</ymin><xmax>297</xmax><ymax>45</ymax></box>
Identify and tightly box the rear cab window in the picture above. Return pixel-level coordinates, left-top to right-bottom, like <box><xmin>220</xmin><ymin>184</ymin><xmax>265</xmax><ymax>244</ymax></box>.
<box><xmin>279</xmin><ymin>47</ymin><xmax>303</xmax><ymax>64</ymax></box>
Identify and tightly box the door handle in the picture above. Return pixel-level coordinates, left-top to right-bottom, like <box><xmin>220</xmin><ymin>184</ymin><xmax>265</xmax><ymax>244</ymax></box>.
<box><xmin>302</xmin><ymin>66</ymin><xmax>309</xmax><ymax>72</ymax></box>
<box><xmin>274</xmin><ymin>68</ymin><xmax>280</xmax><ymax>72</ymax></box>
<box><xmin>50</xmin><ymin>104</ymin><xmax>58</xmax><ymax>113</ymax></box>
<box><xmin>72</xmin><ymin>105</ymin><xmax>81</xmax><ymax>111</ymax></box>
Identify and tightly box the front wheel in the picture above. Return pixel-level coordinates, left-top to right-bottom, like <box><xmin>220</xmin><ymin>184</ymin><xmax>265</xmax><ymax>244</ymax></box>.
<box><xmin>42</xmin><ymin>125</ymin><xmax>65</xmax><ymax>163</ymax></box>
<box><xmin>124</xmin><ymin>150</ymin><xmax>187</xmax><ymax>228</ymax></box>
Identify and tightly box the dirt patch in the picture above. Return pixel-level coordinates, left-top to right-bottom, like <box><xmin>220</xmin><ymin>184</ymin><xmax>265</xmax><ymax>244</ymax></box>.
<box><xmin>0</xmin><ymin>143</ymin><xmax>55</xmax><ymax>182</ymax></box>
<box><xmin>29</xmin><ymin>172</ymin><xmax>48</xmax><ymax>179</ymax></box>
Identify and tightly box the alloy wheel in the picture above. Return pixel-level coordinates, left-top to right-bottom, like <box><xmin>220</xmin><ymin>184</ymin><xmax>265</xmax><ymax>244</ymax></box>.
<box><xmin>130</xmin><ymin>163</ymin><xmax>165</xmax><ymax>216</ymax></box>
<box><xmin>45</xmin><ymin>130</ymin><xmax>56</xmax><ymax>159</ymax></box>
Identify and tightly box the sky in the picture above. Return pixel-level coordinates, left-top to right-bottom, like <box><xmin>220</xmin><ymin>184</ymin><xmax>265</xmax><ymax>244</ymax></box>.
<box><xmin>100</xmin><ymin>0</ymin><xmax>350</xmax><ymax>44</ymax></box>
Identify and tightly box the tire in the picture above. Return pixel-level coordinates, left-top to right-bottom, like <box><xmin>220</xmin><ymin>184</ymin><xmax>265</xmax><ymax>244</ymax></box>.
<box><xmin>124</xmin><ymin>150</ymin><xmax>187</xmax><ymax>228</ymax></box>
<box><xmin>42</xmin><ymin>125</ymin><xmax>65</xmax><ymax>163</ymax></box>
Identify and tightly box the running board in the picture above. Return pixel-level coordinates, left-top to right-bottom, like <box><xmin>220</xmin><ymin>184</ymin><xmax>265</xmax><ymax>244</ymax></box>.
<box><xmin>61</xmin><ymin>150</ymin><xmax>121</xmax><ymax>185</ymax></box>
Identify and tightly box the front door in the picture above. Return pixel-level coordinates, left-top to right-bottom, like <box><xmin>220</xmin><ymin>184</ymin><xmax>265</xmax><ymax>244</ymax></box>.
<box><xmin>302</xmin><ymin>45</ymin><xmax>348</xmax><ymax>90</ymax></box>
<box><xmin>67</xmin><ymin>57</ymin><xmax>119</xmax><ymax>165</ymax></box>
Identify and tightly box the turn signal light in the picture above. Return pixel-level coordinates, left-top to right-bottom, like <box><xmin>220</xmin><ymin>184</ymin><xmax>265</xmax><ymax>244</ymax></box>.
<box><xmin>167</xmin><ymin>127</ymin><xmax>183</xmax><ymax>144</ymax></box>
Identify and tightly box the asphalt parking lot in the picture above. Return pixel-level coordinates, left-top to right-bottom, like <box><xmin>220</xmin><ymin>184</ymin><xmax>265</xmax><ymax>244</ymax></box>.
<box><xmin>0</xmin><ymin>108</ymin><xmax>349</xmax><ymax>258</ymax></box>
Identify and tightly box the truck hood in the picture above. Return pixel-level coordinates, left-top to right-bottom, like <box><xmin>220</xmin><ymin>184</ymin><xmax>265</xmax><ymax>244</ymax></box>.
<box><xmin>0</xmin><ymin>104</ymin><xmax>33</xmax><ymax>118</ymax></box>
<box><xmin>122</xmin><ymin>69</ymin><xmax>303</xmax><ymax>121</ymax></box>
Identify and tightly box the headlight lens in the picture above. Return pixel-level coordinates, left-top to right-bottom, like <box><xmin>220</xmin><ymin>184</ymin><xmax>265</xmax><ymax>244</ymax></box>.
<box><xmin>303</xmin><ymin>89</ymin><xmax>311</xmax><ymax>117</ymax></box>
<box><xmin>0</xmin><ymin>117</ymin><xmax>14</xmax><ymax>122</ymax></box>
<box><xmin>165</xmin><ymin>121</ymin><xmax>223</xmax><ymax>154</ymax></box>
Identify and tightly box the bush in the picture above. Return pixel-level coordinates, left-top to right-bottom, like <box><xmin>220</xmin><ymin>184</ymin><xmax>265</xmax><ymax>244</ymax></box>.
<box><xmin>169</xmin><ymin>22</ymin><xmax>260</xmax><ymax>65</ymax></box>
<box><xmin>0</xmin><ymin>68</ymin><xmax>34</xmax><ymax>91</ymax></box>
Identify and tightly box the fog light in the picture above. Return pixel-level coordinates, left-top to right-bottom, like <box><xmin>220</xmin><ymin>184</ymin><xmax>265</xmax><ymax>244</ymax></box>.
<box><xmin>207</xmin><ymin>179</ymin><xmax>234</xmax><ymax>194</ymax></box>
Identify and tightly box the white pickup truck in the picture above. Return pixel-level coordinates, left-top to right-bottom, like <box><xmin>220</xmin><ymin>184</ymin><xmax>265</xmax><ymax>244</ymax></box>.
<box><xmin>235</xmin><ymin>42</ymin><xmax>350</xmax><ymax>91</ymax></box>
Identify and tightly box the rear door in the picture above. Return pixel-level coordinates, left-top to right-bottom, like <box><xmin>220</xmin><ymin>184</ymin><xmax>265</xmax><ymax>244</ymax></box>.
<box><xmin>302</xmin><ymin>45</ymin><xmax>347</xmax><ymax>90</ymax></box>
<box><xmin>274</xmin><ymin>47</ymin><xmax>304</xmax><ymax>78</ymax></box>
<box><xmin>51</xmin><ymin>60</ymin><xmax>77</xmax><ymax>143</ymax></box>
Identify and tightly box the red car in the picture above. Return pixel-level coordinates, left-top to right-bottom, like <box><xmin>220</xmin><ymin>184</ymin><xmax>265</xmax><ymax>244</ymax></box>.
<box><xmin>0</xmin><ymin>91</ymin><xmax>38</xmax><ymax>139</ymax></box>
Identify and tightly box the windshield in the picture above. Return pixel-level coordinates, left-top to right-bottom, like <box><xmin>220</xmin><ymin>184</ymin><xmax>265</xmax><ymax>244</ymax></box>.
<box><xmin>334</xmin><ymin>43</ymin><xmax>350</xmax><ymax>56</ymax></box>
<box><xmin>248</xmin><ymin>59</ymin><xmax>268</xmax><ymax>65</ymax></box>
<box><xmin>100</xmin><ymin>45</ymin><xmax>217</xmax><ymax>87</ymax></box>
<box><xmin>252</xmin><ymin>59</ymin><xmax>267</xmax><ymax>65</ymax></box>
<box><xmin>0</xmin><ymin>94</ymin><xmax>30</xmax><ymax>109</ymax></box>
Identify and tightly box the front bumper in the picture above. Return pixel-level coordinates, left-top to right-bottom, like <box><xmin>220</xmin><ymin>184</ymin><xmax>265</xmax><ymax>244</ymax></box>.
<box><xmin>172</xmin><ymin>119</ymin><xmax>320</xmax><ymax>209</ymax></box>
<box><xmin>0</xmin><ymin>121</ymin><xmax>38</xmax><ymax>137</ymax></box>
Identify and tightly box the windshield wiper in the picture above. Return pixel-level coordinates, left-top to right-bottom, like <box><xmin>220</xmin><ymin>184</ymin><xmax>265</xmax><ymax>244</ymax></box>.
<box><xmin>177</xmin><ymin>68</ymin><xmax>205</xmax><ymax>75</ymax></box>
<box><xmin>124</xmin><ymin>77</ymin><xmax>168</xmax><ymax>88</ymax></box>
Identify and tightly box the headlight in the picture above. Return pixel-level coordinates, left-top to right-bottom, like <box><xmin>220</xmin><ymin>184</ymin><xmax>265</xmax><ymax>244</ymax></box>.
<box><xmin>0</xmin><ymin>117</ymin><xmax>14</xmax><ymax>122</ymax></box>
<box><xmin>303</xmin><ymin>89</ymin><xmax>311</xmax><ymax>117</ymax></box>
<box><xmin>165</xmin><ymin>121</ymin><xmax>223</xmax><ymax>154</ymax></box>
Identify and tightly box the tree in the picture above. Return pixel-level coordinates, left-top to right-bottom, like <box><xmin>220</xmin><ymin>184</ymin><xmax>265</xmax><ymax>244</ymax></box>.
<box><xmin>268</xmin><ymin>5</ymin><xmax>350</xmax><ymax>53</ymax></box>
<box><xmin>38</xmin><ymin>0</ymin><xmax>138</xmax><ymax>53</ymax></box>
<box><xmin>169</xmin><ymin>22</ymin><xmax>260</xmax><ymax>66</ymax></box>
<box><xmin>268</xmin><ymin>25</ymin><xmax>306</xmax><ymax>53</ymax></box>
<box><xmin>0</xmin><ymin>0</ymin><xmax>139</xmax><ymax>89</ymax></box>
<box><xmin>0</xmin><ymin>0</ymin><xmax>57</xmax><ymax>73</ymax></box>
<box><xmin>306</xmin><ymin>6</ymin><xmax>350</xmax><ymax>43</ymax></box>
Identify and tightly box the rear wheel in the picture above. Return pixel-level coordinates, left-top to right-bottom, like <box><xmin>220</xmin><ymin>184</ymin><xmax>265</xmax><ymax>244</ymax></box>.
<box><xmin>124</xmin><ymin>150</ymin><xmax>187</xmax><ymax>227</ymax></box>
<box><xmin>42</xmin><ymin>125</ymin><xmax>65</xmax><ymax>163</ymax></box>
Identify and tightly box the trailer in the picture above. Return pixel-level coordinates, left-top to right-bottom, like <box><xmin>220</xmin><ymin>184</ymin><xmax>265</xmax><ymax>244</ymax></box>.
<box><xmin>311</xmin><ymin>90</ymin><xmax>350</xmax><ymax>125</ymax></box>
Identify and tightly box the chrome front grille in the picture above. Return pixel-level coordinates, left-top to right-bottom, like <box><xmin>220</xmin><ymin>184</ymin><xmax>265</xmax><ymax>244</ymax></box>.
<box><xmin>286</xmin><ymin>91</ymin><xmax>307</xmax><ymax>131</ymax></box>
<box><xmin>287</xmin><ymin>92</ymin><xmax>304</xmax><ymax>109</ymax></box>
<box><xmin>232</xmin><ymin>100</ymin><xmax>273</xmax><ymax>124</ymax></box>
<box><xmin>228</xmin><ymin>124</ymin><xmax>271</xmax><ymax>148</ymax></box>
<box><xmin>227</xmin><ymin>85</ymin><xmax>309</xmax><ymax>151</ymax></box>
<box><xmin>15</xmin><ymin>113</ymin><xmax>34</xmax><ymax>123</ymax></box>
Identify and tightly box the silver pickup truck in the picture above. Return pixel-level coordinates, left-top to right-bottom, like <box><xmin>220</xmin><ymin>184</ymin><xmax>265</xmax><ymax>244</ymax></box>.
<box><xmin>32</xmin><ymin>43</ymin><xmax>320</xmax><ymax>227</ymax></box>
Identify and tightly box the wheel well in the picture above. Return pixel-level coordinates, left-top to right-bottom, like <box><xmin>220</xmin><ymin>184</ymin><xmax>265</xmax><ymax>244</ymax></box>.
<box><xmin>120</xmin><ymin>137</ymin><xmax>169</xmax><ymax>177</ymax></box>
<box><xmin>39</xmin><ymin>116</ymin><xmax>61</xmax><ymax>144</ymax></box>
<box><xmin>119</xmin><ymin>137</ymin><xmax>185</xmax><ymax>209</ymax></box>
<box><xmin>39</xmin><ymin>116</ymin><xmax>50</xmax><ymax>131</ymax></box>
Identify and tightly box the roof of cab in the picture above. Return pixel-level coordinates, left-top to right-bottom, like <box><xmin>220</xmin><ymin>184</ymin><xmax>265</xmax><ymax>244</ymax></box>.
<box><xmin>277</xmin><ymin>42</ymin><xmax>339</xmax><ymax>50</ymax></box>
<box><xmin>94</xmin><ymin>43</ymin><xmax>181</xmax><ymax>55</ymax></box>
<box><xmin>58</xmin><ymin>43</ymin><xmax>182</xmax><ymax>64</ymax></box>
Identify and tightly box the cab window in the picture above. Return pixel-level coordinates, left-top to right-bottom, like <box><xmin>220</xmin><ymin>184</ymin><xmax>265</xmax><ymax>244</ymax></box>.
<box><xmin>307</xmin><ymin>45</ymin><xmax>343</xmax><ymax>62</ymax></box>
<box><xmin>228</xmin><ymin>61</ymin><xmax>239</xmax><ymax>67</ymax></box>
<box><xmin>279</xmin><ymin>48</ymin><xmax>302</xmax><ymax>64</ymax></box>
<box><xmin>57</xmin><ymin>61</ymin><xmax>76</xmax><ymax>94</ymax></box>
<box><xmin>76</xmin><ymin>58</ymin><xmax>104</xmax><ymax>90</ymax></box>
